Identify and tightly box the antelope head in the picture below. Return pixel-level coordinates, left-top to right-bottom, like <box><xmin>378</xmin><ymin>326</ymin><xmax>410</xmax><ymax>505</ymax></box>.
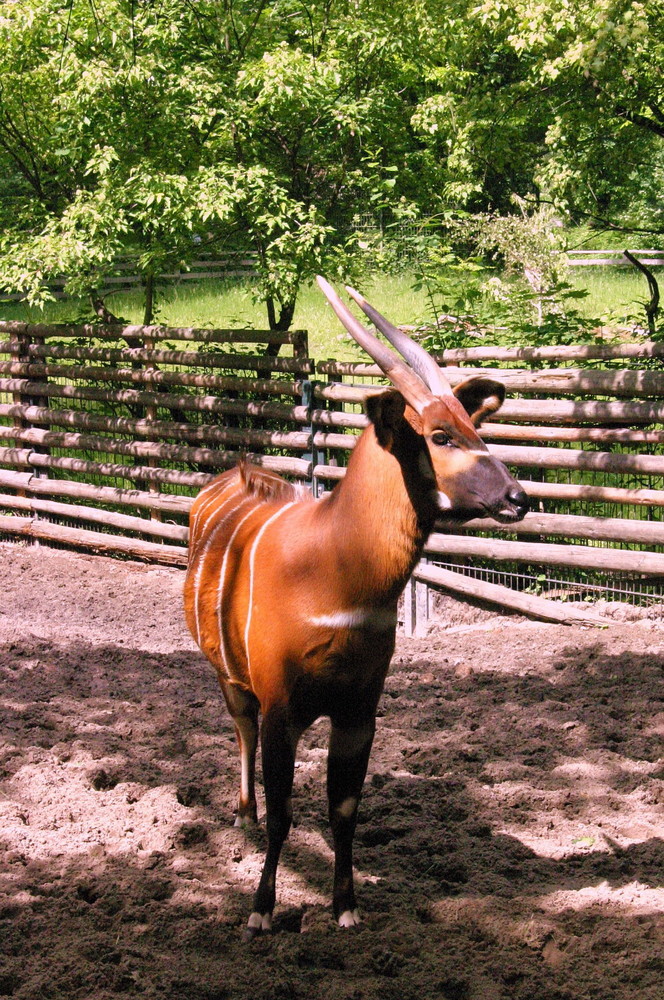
<box><xmin>317</xmin><ymin>277</ymin><xmax>529</xmax><ymax>524</ymax></box>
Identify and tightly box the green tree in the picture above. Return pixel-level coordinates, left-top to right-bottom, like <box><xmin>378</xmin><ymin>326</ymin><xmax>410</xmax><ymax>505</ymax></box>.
<box><xmin>0</xmin><ymin>0</ymin><xmax>436</xmax><ymax>327</ymax></box>
<box><xmin>473</xmin><ymin>0</ymin><xmax>664</xmax><ymax>234</ymax></box>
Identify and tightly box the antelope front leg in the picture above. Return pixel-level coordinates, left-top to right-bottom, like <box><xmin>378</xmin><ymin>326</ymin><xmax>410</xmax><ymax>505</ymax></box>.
<box><xmin>327</xmin><ymin>718</ymin><xmax>376</xmax><ymax>927</ymax></box>
<box><xmin>244</xmin><ymin>705</ymin><xmax>300</xmax><ymax>940</ymax></box>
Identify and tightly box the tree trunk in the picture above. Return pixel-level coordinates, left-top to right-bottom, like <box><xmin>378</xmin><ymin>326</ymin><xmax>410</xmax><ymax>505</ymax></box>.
<box><xmin>623</xmin><ymin>250</ymin><xmax>660</xmax><ymax>337</ymax></box>
<box><xmin>143</xmin><ymin>272</ymin><xmax>155</xmax><ymax>327</ymax></box>
<box><xmin>260</xmin><ymin>297</ymin><xmax>296</xmax><ymax>377</ymax></box>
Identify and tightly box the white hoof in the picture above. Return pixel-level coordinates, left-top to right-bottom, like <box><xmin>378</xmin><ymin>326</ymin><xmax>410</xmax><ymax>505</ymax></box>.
<box><xmin>338</xmin><ymin>908</ymin><xmax>361</xmax><ymax>928</ymax></box>
<box><xmin>242</xmin><ymin>911</ymin><xmax>272</xmax><ymax>941</ymax></box>
<box><xmin>234</xmin><ymin>813</ymin><xmax>257</xmax><ymax>829</ymax></box>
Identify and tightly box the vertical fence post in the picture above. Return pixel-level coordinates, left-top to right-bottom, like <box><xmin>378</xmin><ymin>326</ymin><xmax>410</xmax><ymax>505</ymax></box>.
<box><xmin>301</xmin><ymin>379</ymin><xmax>320</xmax><ymax>497</ymax></box>
<box><xmin>402</xmin><ymin>576</ymin><xmax>416</xmax><ymax>637</ymax></box>
<box><xmin>415</xmin><ymin>562</ymin><xmax>430</xmax><ymax>636</ymax></box>
<box><xmin>142</xmin><ymin>327</ymin><xmax>162</xmax><ymax>525</ymax></box>
<box><xmin>402</xmin><ymin>563</ymin><xmax>430</xmax><ymax>638</ymax></box>
<box><xmin>292</xmin><ymin>329</ymin><xmax>309</xmax><ymax>361</ymax></box>
<box><xmin>11</xmin><ymin>323</ymin><xmax>50</xmax><ymax>480</ymax></box>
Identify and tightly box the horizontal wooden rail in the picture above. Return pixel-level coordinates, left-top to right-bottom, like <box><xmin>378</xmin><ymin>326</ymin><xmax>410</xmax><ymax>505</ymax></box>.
<box><xmin>314</xmin><ymin>431</ymin><xmax>357</xmax><ymax>451</ymax></box>
<box><xmin>0</xmin><ymin>361</ymin><xmax>302</xmax><ymax>397</ymax></box>
<box><xmin>0</xmin><ymin>448</ymin><xmax>311</xmax><ymax>482</ymax></box>
<box><xmin>0</xmin><ymin>341</ymin><xmax>314</xmax><ymax>373</ymax></box>
<box><xmin>0</xmin><ymin>400</ymin><xmax>309</xmax><ymax>443</ymax></box>
<box><xmin>0</xmin><ymin>469</ymin><xmax>193</xmax><ymax>514</ymax></box>
<box><xmin>499</xmin><ymin>398</ymin><xmax>664</xmax><ymax>425</ymax></box>
<box><xmin>0</xmin><ymin>492</ymin><xmax>188</xmax><ymax>541</ymax></box>
<box><xmin>0</xmin><ymin>384</ymin><xmax>309</xmax><ymax>423</ymax></box>
<box><xmin>0</xmin><ymin>423</ymin><xmax>311</xmax><ymax>458</ymax></box>
<box><xmin>424</xmin><ymin>533</ymin><xmax>664</xmax><ymax>575</ymax></box>
<box><xmin>429</xmin><ymin>341</ymin><xmax>664</xmax><ymax>365</ymax></box>
<box><xmin>567</xmin><ymin>249</ymin><xmax>664</xmax><ymax>255</ymax></box>
<box><xmin>0</xmin><ymin>321</ymin><xmax>308</xmax><ymax>349</ymax></box>
<box><xmin>487</xmin><ymin>442</ymin><xmax>664</xmax><ymax>476</ymax></box>
<box><xmin>314</xmin><ymin>463</ymin><xmax>346</xmax><ymax>481</ymax></box>
<box><xmin>310</xmin><ymin>406</ymin><xmax>368</xmax><ymax>429</ymax></box>
<box><xmin>567</xmin><ymin>250</ymin><xmax>664</xmax><ymax>267</ymax></box>
<box><xmin>459</xmin><ymin>510</ymin><xmax>664</xmax><ymax>546</ymax></box>
<box><xmin>412</xmin><ymin>563</ymin><xmax>610</xmax><ymax>627</ymax></box>
<box><xmin>315</xmin><ymin>364</ymin><xmax>664</xmax><ymax>399</ymax></box>
<box><xmin>480</xmin><ymin>423</ymin><xmax>664</xmax><ymax>444</ymax></box>
<box><xmin>517</xmin><ymin>479</ymin><xmax>664</xmax><ymax>508</ymax></box>
<box><xmin>315</xmin><ymin>383</ymin><xmax>664</xmax><ymax>425</ymax></box>
<box><xmin>316</xmin><ymin>424</ymin><xmax>664</xmax><ymax>450</ymax></box>
<box><xmin>0</xmin><ymin>514</ymin><xmax>188</xmax><ymax>566</ymax></box>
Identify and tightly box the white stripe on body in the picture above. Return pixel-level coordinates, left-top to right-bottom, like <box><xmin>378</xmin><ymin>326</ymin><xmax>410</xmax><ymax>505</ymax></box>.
<box><xmin>192</xmin><ymin>494</ymin><xmax>250</xmax><ymax>648</ymax></box>
<box><xmin>244</xmin><ymin>502</ymin><xmax>297</xmax><ymax>678</ymax></box>
<box><xmin>216</xmin><ymin>501</ymin><xmax>266</xmax><ymax>673</ymax></box>
<box><xmin>309</xmin><ymin>607</ymin><xmax>398</xmax><ymax>631</ymax></box>
<box><xmin>190</xmin><ymin>477</ymin><xmax>241</xmax><ymax>554</ymax></box>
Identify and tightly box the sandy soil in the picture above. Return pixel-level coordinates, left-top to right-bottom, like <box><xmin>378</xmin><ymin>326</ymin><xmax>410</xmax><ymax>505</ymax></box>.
<box><xmin>0</xmin><ymin>541</ymin><xmax>662</xmax><ymax>1000</ymax></box>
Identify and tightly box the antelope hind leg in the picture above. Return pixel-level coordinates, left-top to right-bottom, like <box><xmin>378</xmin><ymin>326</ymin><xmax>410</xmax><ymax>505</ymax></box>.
<box><xmin>221</xmin><ymin>681</ymin><xmax>260</xmax><ymax>826</ymax></box>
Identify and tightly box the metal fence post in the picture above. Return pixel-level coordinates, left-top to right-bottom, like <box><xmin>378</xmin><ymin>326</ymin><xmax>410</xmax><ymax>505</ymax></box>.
<box><xmin>402</xmin><ymin>576</ymin><xmax>416</xmax><ymax>637</ymax></box>
<box><xmin>403</xmin><ymin>561</ymin><xmax>430</xmax><ymax>638</ymax></box>
<box><xmin>301</xmin><ymin>379</ymin><xmax>320</xmax><ymax>497</ymax></box>
<box><xmin>415</xmin><ymin>570</ymin><xmax>430</xmax><ymax>637</ymax></box>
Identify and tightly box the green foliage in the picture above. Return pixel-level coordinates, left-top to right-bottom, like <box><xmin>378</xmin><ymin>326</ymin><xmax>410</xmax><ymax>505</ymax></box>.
<box><xmin>412</xmin><ymin>207</ymin><xmax>608</xmax><ymax>350</ymax></box>
<box><xmin>0</xmin><ymin>0</ymin><xmax>662</xmax><ymax>329</ymax></box>
<box><xmin>473</xmin><ymin>0</ymin><xmax>664</xmax><ymax>231</ymax></box>
<box><xmin>0</xmin><ymin>0</ymin><xmax>433</xmax><ymax>325</ymax></box>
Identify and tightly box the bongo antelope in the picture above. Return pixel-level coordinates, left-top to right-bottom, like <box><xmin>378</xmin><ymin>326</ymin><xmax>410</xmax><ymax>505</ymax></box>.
<box><xmin>183</xmin><ymin>277</ymin><xmax>528</xmax><ymax>938</ymax></box>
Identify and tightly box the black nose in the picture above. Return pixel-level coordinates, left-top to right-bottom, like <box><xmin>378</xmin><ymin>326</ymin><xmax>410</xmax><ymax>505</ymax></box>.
<box><xmin>508</xmin><ymin>487</ymin><xmax>529</xmax><ymax>517</ymax></box>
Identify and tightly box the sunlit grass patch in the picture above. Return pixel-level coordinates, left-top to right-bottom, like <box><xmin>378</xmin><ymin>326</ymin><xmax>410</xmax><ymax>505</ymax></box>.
<box><xmin>568</xmin><ymin>267</ymin><xmax>656</xmax><ymax>326</ymax></box>
<box><xmin>0</xmin><ymin>263</ymin><xmax>658</xmax><ymax>354</ymax></box>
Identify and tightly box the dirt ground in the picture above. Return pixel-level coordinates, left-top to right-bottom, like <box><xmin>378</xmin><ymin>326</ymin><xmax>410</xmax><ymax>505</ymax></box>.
<box><xmin>0</xmin><ymin>542</ymin><xmax>662</xmax><ymax>1000</ymax></box>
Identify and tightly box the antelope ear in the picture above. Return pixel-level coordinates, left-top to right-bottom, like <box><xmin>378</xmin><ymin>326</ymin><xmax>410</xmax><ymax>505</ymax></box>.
<box><xmin>453</xmin><ymin>377</ymin><xmax>505</xmax><ymax>426</ymax></box>
<box><xmin>365</xmin><ymin>390</ymin><xmax>406</xmax><ymax>447</ymax></box>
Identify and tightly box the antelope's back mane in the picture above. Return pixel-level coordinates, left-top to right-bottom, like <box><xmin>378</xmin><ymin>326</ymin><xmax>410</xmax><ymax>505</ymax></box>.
<box><xmin>238</xmin><ymin>460</ymin><xmax>310</xmax><ymax>504</ymax></box>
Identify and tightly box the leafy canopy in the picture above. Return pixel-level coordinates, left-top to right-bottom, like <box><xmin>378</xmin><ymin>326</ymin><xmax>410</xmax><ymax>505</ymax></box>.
<box><xmin>0</xmin><ymin>0</ymin><xmax>662</xmax><ymax>327</ymax></box>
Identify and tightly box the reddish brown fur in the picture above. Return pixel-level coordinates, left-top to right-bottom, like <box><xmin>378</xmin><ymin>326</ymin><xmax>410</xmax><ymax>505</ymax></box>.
<box><xmin>184</xmin><ymin>378</ymin><xmax>527</xmax><ymax>937</ymax></box>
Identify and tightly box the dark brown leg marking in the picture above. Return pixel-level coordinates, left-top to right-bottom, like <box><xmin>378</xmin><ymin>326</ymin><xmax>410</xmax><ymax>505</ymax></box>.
<box><xmin>244</xmin><ymin>705</ymin><xmax>300</xmax><ymax>940</ymax></box>
<box><xmin>327</xmin><ymin>718</ymin><xmax>376</xmax><ymax>926</ymax></box>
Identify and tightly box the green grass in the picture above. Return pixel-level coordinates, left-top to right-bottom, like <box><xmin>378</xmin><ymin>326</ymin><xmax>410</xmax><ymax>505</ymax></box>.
<box><xmin>0</xmin><ymin>274</ymin><xmax>434</xmax><ymax>360</ymax></box>
<box><xmin>568</xmin><ymin>267</ymin><xmax>656</xmax><ymax>326</ymax></box>
<box><xmin>0</xmin><ymin>264</ymin><xmax>658</xmax><ymax>357</ymax></box>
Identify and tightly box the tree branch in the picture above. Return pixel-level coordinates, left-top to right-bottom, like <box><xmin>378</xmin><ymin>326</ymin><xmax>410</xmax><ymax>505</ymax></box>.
<box><xmin>623</xmin><ymin>250</ymin><xmax>660</xmax><ymax>338</ymax></box>
<box><xmin>614</xmin><ymin>104</ymin><xmax>664</xmax><ymax>140</ymax></box>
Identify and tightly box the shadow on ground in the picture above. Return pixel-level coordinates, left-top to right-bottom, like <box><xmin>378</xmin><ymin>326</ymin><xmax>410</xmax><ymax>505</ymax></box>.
<box><xmin>0</xmin><ymin>626</ymin><xmax>662</xmax><ymax>1000</ymax></box>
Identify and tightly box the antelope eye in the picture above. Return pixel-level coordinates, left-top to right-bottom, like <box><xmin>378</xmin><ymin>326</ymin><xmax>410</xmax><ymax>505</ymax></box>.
<box><xmin>431</xmin><ymin>431</ymin><xmax>451</xmax><ymax>447</ymax></box>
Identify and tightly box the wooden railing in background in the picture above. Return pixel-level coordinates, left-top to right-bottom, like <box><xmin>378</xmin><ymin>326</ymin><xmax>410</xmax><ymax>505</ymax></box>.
<box><xmin>0</xmin><ymin>322</ymin><xmax>310</xmax><ymax>564</ymax></box>
<box><xmin>2</xmin><ymin>249</ymin><xmax>662</xmax><ymax>302</ymax></box>
<box><xmin>567</xmin><ymin>249</ymin><xmax>664</xmax><ymax>267</ymax></box>
<box><xmin>0</xmin><ymin>255</ymin><xmax>257</xmax><ymax>301</ymax></box>
<box><xmin>0</xmin><ymin>324</ymin><xmax>663</xmax><ymax>624</ymax></box>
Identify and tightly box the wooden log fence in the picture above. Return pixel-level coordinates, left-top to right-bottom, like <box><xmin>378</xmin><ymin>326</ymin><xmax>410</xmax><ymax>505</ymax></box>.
<box><xmin>2</xmin><ymin>250</ymin><xmax>661</xmax><ymax>306</ymax></box>
<box><xmin>1</xmin><ymin>322</ymin><xmax>664</xmax><ymax>624</ymax></box>
<box><xmin>567</xmin><ymin>249</ymin><xmax>664</xmax><ymax>267</ymax></box>
<box><xmin>0</xmin><ymin>340</ymin><xmax>313</xmax><ymax>373</ymax></box>
<box><xmin>0</xmin><ymin>256</ymin><xmax>259</xmax><ymax>301</ymax></box>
